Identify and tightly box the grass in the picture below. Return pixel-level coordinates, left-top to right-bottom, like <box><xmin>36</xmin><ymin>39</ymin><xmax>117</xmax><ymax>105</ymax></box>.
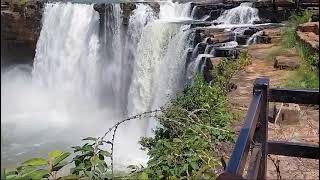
<box><xmin>285</xmin><ymin>64</ymin><xmax>319</xmax><ymax>88</ymax></box>
<box><xmin>280</xmin><ymin>10</ymin><xmax>319</xmax><ymax>89</ymax></box>
<box><xmin>266</xmin><ymin>46</ymin><xmax>296</xmax><ymax>62</ymax></box>
<box><xmin>12</xmin><ymin>0</ymin><xmax>29</xmax><ymax>6</ymax></box>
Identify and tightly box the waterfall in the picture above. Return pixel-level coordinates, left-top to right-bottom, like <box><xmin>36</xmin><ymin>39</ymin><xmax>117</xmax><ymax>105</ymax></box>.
<box><xmin>246</xmin><ymin>30</ymin><xmax>263</xmax><ymax>45</ymax></box>
<box><xmin>190</xmin><ymin>6</ymin><xmax>197</xmax><ymax>18</ymax></box>
<box><xmin>186</xmin><ymin>54</ymin><xmax>213</xmax><ymax>81</ymax></box>
<box><xmin>127</xmin><ymin>1</ymin><xmax>192</xmax><ymax>136</ymax></box>
<box><xmin>217</xmin><ymin>2</ymin><xmax>260</xmax><ymax>24</ymax></box>
<box><xmin>33</xmin><ymin>3</ymin><xmax>100</xmax><ymax>99</ymax></box>
<box><xmin>2</xmin><ymin>2</ymin><xmax>110</xmax><ymax>167</ymax></box>
<box><xmin>1</xmin><ymin>1</ymin><xmax>192</xmax><ymax>169</ymax></box>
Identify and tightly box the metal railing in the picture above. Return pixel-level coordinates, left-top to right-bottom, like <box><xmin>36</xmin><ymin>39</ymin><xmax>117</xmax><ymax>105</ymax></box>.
<box><xmin>217</xmin><ymin>77</ymin><xmax>319</xmax><ymax>180</ymax></box>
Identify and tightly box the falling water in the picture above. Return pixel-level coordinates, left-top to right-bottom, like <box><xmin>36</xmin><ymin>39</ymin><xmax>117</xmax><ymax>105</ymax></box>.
<box><xmin>2</xmin><ymin>2</ymin><xmax>108</xmax><ymax>167</ymax></box>
<box><xmin>246</xmin><ymin>30</ymin><xmax>263</xmax><ymax>45</ymax></box>
<box><xmin>217</xmin><ymin>2</ymin><xmax>260</xmax><ymax>25</ymax></box>
<box><xmin>186</xmin><ymin>54</ymin><xmax>213</xmax><ymax>81</ymax></box>
<box><xmin>1</xmin><ymin>1</ymin><xmax>192</xmax><ymax>169</ymax></box>
<box><xmin>127</xmin><ymin>1</ymin><xmax>192</xmax><ymax>136</ymax></box>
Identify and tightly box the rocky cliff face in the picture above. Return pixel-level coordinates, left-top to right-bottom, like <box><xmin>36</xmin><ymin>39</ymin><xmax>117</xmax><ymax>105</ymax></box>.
<box><xmin>1</xmin><ymin>0</ymin><xmax>43</xmax><ymax>66</ymax></box>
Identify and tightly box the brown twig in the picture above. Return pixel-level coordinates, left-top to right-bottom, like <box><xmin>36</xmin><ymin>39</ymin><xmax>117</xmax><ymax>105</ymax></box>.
<box><xmin>268</xmin><ymin>154</ymin><xmax>282</xmax><ymax>180</ymax></box>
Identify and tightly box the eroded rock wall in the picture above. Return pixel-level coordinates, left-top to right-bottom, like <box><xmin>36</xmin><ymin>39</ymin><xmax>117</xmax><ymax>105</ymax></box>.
<box><xmin>1</xmin><ymin>0</ymin><xmax>43</xmax><ymax>66</ymax></box>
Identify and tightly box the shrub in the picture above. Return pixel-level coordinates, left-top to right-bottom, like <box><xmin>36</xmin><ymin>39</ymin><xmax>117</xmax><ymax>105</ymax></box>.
<box><xmin>138</xmin><ymin>52</ymin><xmax>250</xmax><ymax>179</ymax></box>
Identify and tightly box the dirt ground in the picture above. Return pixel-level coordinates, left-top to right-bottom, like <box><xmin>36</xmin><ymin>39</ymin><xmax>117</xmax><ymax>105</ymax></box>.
<box><xmin>227</xmin><ymin>43</ymin><xmax>319</xmax><ymax>179</ymax></box>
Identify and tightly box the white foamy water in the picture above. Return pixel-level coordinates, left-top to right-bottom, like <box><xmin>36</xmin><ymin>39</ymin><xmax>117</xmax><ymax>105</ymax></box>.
<box><xmin>1</xmin><ymin>1</ymin><xmax>192</xmax><ymax>170</ymax></box>
<box><xmin>217</xmin><ymin>2</ymin><xmax>260</xmax><ymax>25</ymax></box>
<box><xmin>127</xmin><ymin>1</ymin><xmax>192</xmax><ymax>136</ymax></box>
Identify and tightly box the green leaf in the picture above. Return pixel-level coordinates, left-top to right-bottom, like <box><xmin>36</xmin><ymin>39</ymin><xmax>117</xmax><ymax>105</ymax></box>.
<box><xmin>6</xmin><ymin>174</ymin><xmax>18</xmax><ymax>179</ymax></box>
<box><xmin>80</xmin><ymin>144</ymin><xmax>94</xmax><ymax>153</ymax></box>
<box><xmin>179</xmin><ymin>164</ymin><xmax>188</xmax><ymax>175</ymax></box>
<box><xmin>53</xmin><ymin>152</ymin><xmax>70</xmax><ymax>167</ymax></box>
<box><xmin>5</xmin><ymin>170</ymin><xmax>17</xmax><ymax>176</ymax></box>
<box><xmin>99</xmin><ymin>150</ymin><xmax>111</xmax><ymax>157</ymax></box>
<box><xmin>71</xmin><ymin>162</ymin><xmax>86</xmax><ymax>174</ymax></box>
<box><xmin>71</xmin><ymin>146</ymin><xmax>82</xmax><ymax>152</ymax></box>
<box><xmin>138</xmin><ymin>172</ymin><xmax>148</xmax><ymax>180</ymax></box>
<box><xmin>52</xmin><ymin>161</ymin><xmax>68</xmax><ymax>171</ymax></box>
<box><xmin>61</xmin><ymin>175</ymin><xmax>80</xmax><ymax>180</ymax></box>
<box><xmin>26</xmin><ymin>169</ymin><xmax>48</xmax><ymax>179</ymax></box>
<box><xmin>190</xmin><ymin>161</ymin><xmax>199</xmax><ymax>170</ymax></box>
<box><xmin>82</xmin><ymin>137</ymin><xmax>97</xmax><ymax>141</ymax></box>
<box><xmin>173</xmin><ymin>138</ymin><xmax>182</xmax><ymax>143</ymax></box>
<box><xmin>19</xmin><ymin>166</ymin><xmax>36</xmax><ymax>177</ymax></box>
<box><xmin>90</xmin><ymin>156</ymin><xmax>99</xmax><ymax>165</ymax></box>
<box><xmin>48</xmin><ymin>150</ymin><xmax>62</xmax><ymax>160</ymax></box>
<box><xmin>22</xmin><ymin>158</ymin><xmax>47</xmax><ymax>167</ymax></box>
<box><xmin>163</xmin><ymin>141</ymin><xmax>171</xmax><ymax>148</ymax></box>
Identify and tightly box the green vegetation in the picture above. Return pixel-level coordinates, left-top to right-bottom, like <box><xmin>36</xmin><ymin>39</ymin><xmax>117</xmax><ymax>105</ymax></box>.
<box><xmin>13</xmin><ymin>0</ymin><xmax>29</xmax><ymax>7</ymax></box>
<box><xmin>136</xmin><ymin>51</ymin><xmax>250</xmax><ymax>179</ymax></box>
<box><xmin>2</xmin><ymin>150</ymin><xmax>71</xmax><ymax>179</ymax></box>
<box><xmin>281</xmin><ymin>11</ymin><xmax>319</xmax><ymax>89</ymax></box>
<box><xmin>1</xmin><ymin>52</ymin><xmax>250</xmax><ymax>179</ymax></box>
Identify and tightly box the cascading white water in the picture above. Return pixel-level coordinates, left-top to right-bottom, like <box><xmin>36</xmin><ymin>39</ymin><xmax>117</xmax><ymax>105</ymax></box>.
<box><xmin>127</xmin><ymin>1</ymin><xmax>192</xmax><ymax>136</ymax></box>
<box><xmin>112</xmin><ymin>3</ymin><xmax>157</xmax><ymax>168</ymax></box>
<box><xmin>186</xmin><ymin>54</ymin><xmax>213</xmax><ymax>81</ymax></box>
<box><xmin>33</xmin><ymin>3</ymin><xmax>100</xmax><ymax>98</ymax></box>
<box><xmin>1</xmin><ymin>1</ymin><xmax>192</xmax><ymax>170</ymax></box>
<box><xmin>217</xmin><ymin>2</ymin><xmax>260</xmax><ymax>25</ymax></box>
<box><xmin>246</xmin><ymin>30</ymin><xmax>263</xmax><ymax>45</ymax></box>
<box><xmin>2</xmin><ymin>3</ymin><xmax>111</xmax><ymax>167</ymax></box>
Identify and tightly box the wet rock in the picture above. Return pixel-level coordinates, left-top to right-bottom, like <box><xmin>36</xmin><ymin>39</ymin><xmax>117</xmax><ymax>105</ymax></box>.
<box><xmin>256</xmin><ymin>35</ymin><xmax>272</xmax><ymax>44</ymax></box>
<box><xmin>93</xmin><ymin>3</ymin><xmax>104</xmax><ymax>12</ymax></box>
<box><xmin>202</xmin><ymin>57</ymin><xmax>214</xmax><ymax>83</ymax></box>
<box><xmin>185</xmin><ymin>48</ymin><xmax>194</xmax><ymax>67</ymax></box>
<box><xmin>243</xmin><ymin>27</ymin><xmax>260</xmax><ymax>36</ymax></box>
<box><xmin>208</xmin><ymin>9</ymin><xmax>223</xmax><ymax>21</ymax></box>
<box><xmin>214</xmin><ymin>48</ymin><xmax>239</xmax><ymax>58</ymax></box>
<box><xmin>211</xmin><ymin>32</ymin><xmax>235</xmax><ymax>44</ymax></box>
<box><xmin>193</xmin><ymin>29</ymin><xmax>204</xmax><ymax>47</ymax></box>
<box><xmin>235</xmin><ymin>35</ymin><xmax>251</xmax><ymax>45</ymax></box>
<box><xmin>197</xmin><ymin>42</ymin><xmax>208</xmax><ymax>55</ymax></box>
<box><xmin>1</xmin><ymin>0</ymin><xmax>43</xmax><ymax>65</ymax></box>
<box><xmin>203</xmin><ymin>37</ymin><xmax>213</xmax><ymax>44</ymax></box>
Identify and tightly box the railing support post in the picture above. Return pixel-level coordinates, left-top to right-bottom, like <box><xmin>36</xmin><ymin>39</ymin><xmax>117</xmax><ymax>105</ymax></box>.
<box><xmin>253</xmin><ymin>77</ymin><xmax>269</xmax><ymax>180</ymax></box>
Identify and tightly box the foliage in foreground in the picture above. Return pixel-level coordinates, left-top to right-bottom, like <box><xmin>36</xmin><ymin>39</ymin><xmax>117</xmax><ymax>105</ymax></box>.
<box><xmin>2</xmin><ymin>52</ymin><xmax>250</xmax><ymax>179</ymax></box>
<box><xmin>281</xmin><ymin>10</ymin><xmax>319</xmax><ymax>89</ymax></box>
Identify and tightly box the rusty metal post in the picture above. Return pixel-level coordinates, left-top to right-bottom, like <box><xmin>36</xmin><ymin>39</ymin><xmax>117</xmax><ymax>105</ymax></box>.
<box><xmin>253</xmin><ymin>77</ymin><xmax>269</xmax><ymax>180</ymax></box>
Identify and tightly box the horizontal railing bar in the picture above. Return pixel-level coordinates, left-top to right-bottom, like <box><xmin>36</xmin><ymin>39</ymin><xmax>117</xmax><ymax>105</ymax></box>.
<box><xmin>225</xmin><ymin>92</ymin><xmax>262</xmax><ymax>175</ymax></box>
<box><xmin>269</xmin><ymin>88</ymin><xmax>319</xmax><ymax>105</ymax></box>
<box><xmin>267</xmin><ymin>140</ymin><xmax>319</xmax><ymax>159</ymax></box>
<box><xmin>246</xmin><ymin>144</ymin><xmax>262</xmax><ymax>180</ymax></box>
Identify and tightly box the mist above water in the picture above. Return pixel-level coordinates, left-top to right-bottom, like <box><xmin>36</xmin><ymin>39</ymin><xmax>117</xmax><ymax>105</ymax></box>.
<box><xmin>1</xmin><ymin>1</ymin><xmax>192</xmax><ymax>169</ymax></box>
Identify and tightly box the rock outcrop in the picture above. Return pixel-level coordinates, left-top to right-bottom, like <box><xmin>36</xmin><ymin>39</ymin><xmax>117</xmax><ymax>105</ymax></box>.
<box><xmin>1</xmin><ymin>0</ymin><xmax>43</xmax><ymax>66</ymax></box>
<box><xmin>296</xmin><ymin>22</ymin><xmax>319</xmax><ymax>52</ymax></box>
